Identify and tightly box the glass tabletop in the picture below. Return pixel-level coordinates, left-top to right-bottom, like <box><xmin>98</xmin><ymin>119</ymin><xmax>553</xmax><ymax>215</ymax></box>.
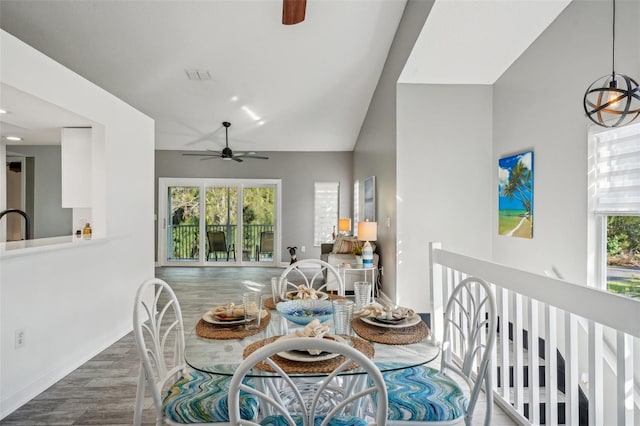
<box><xmin>184</xmin><ymin>309</ymin><xmax>439</xmax><ymax>378</ymax></box>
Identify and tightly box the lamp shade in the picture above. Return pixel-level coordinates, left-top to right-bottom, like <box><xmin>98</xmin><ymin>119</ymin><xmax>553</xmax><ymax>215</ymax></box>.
<box><xmin>357</xmin><ymin>221</ymin><xmax>377</xmax><ymax>241</ymax></box>
<box><xmin>338</xmin><ymin>218</ymin><xmax>351</xmax><ymax>232</ymax></box>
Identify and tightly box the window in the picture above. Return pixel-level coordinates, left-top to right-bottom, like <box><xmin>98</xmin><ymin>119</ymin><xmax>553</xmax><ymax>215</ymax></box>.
<box><xmin>590</xmin><ymin>122</ymin><xmax>640</xmax><ymax>298</ymax></box>
<box><xmin>314</xmin><ymin>182</ymin><xmax>339</xmax><ymax>246</ymax></box>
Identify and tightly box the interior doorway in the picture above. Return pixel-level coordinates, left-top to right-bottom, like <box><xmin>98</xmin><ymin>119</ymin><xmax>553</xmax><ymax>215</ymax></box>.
<box><xmin>158</xmin><ymin>178</ymin><xmax>281</xmax><ymax>266</ymax></box>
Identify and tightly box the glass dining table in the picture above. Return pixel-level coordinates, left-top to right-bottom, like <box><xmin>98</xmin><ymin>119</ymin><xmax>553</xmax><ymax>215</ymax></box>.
<box><xmin>184</xmin><ymin>307</ymin><xmax>440</xmax><ymax>379</ymax></box>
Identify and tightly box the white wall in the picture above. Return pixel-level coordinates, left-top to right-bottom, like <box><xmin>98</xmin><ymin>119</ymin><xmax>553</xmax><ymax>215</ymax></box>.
<box><xmin>396</xmin><ymin>84</ymin><xmax>493</xmax><ymax>312</ymax></box>
<box><xmin>0</xmin><ymin>30</ymin><xmax>155</xmax><ymax>418</ymax></box>
<box><xmin>492</xmin><ymin>0</ymin><xmax>640</xmax><ymax>284</ymax></box>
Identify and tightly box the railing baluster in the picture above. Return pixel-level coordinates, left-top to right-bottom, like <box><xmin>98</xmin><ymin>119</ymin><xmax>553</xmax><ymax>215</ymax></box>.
<box><xmin>429</xmin><ymin>242</ymin><xmax>445</xmax><ymax>344</ymax></box>
<box><xmin>528</xmin><ymin>297</ymin><xmax>539</xmax><ymax>424</ymax></box>
<box><xmin>616</xmin><ymin>331</ymin><xmax>634</xmax><ymax>425</ymax></box>
<box><xmin>498</xmin><ymin>287</ymin><xmax>510</xmax><ymax>401</ymax></box>
<box><xmin>545</xmin><ymin>304</ymin><xmax>558</xmax><ymax>426</ymax></box>
<box><xmin>564</xmin><ymin>311</ymin><xmax>579</xmax><ymax>425</ymax></box>
<box><xmin>588</xmin><ymin>320</ymin><xmax>603</xmax><ymax>426</ymax></box>
<box><xmin>513</xmin><ymin>292</ymin><xmax>524</xmax><ymax>413</ymax></box>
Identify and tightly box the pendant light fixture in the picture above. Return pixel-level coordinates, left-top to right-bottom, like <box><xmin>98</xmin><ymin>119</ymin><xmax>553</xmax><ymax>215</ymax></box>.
<box><xmin>583</xmin><ymin>0</ymin><xmax>640</xmax><ymax>128</ymax></box>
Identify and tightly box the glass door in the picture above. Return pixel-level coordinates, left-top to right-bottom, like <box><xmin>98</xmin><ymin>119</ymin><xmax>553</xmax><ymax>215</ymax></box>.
<box><xmin>166</xmin><ymin>185</ymin><xmax>201</xmax><ymax>262</ymax></box>
<box><xmin>242</xmin><ymin>185</ymin><xmax>276</xmax><ymax>264</ymax></box>
<box><xmin>159</xmin><ymin>178</ymin><xmax>280</xmax><ymax>266</ymax></box>
<box><xmin>205</xmin><ymin>186</ymin><xmax>238</xmax><ymax>263</ymax></box>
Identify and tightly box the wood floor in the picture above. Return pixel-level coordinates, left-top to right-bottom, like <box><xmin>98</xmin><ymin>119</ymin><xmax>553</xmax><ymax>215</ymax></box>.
<box><xmin>1</xmin><ymin>266</ymin><xmax>518</xmax><ymax>425</ymax></box>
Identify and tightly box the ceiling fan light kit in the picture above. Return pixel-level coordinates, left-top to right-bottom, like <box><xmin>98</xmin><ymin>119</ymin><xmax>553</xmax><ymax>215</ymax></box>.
<box><xmin>583</xmin><ymin>0</ymin><xmax>640</xmax><ymax>128</ymax></box>
<box><xmin>182</xmin><ymin>121</ymin><xmax>268</xmax><ymax>163</ymax></box>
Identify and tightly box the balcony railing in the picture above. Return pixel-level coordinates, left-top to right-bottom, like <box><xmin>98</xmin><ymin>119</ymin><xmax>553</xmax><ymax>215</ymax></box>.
<box><xmin>429</xmin><ymin>242</ymin><xmax>640</xmax><ymax>425</ymax></box>
<box><xmin>167</xmin><ymin>224</ymin><xmax>274</xmax><ymax>261</ymax></box>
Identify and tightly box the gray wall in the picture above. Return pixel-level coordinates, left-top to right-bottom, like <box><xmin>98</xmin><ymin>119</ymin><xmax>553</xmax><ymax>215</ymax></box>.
<box><xmin>492</xmin><ymin>0</ymin><xmax>640</xmax><ymax>284</ymax></box>
<box><xmin>6</xmin><ymin>145</ymin><xmax>72</xmax><ymax>238</ymax></box>
<box><xmin>155</xmin><ymin>150</ymin><xmax>353</xmax><ymax>263</ymax></box>
<box><xmin>352</xmin><ymin>0</ymin><xmax>434</xmax><ymax>299</ymax></box>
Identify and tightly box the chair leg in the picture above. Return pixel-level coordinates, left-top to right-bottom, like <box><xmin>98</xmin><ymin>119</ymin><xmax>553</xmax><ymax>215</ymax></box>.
<box><xmin>133</xmin><ymin>364</ymin><xmax>146</xmax><ymax>426</ymax></box>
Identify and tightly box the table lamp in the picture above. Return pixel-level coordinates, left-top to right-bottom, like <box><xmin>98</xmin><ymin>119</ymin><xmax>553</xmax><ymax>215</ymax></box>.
<box><xmin>357</xmin><ymin>221</ymin><xmax>377</xmax><ymax>268</ymax></box>
<box><xmin>338</xmin><ymin>218</ymin><xmax>351</xmax><ymax>235</ymax></box>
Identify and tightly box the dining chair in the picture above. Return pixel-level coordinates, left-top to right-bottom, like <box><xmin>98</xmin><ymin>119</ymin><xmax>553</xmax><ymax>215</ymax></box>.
<box><xmin>207</xmin><ymin>231</ymin><xmax>234</xmax><ymax>261</ymax></box>
<box><xmin>280</xmin><ymin>259</ymin><xmax>345</xmax><ymax>296</ymax></box>
<box><xmin>255</xmin><ymin>231</ymin><xmax>274</xmax><ymax>261</ymax></box>
<box><xmin>228</xmin><ymin>336</ymin><xmax>388</xmax><ymax>426</ymax></box>
<box><xmin>133</xmin><ymin>278</ymin><xmax>258</xmax><ymax>425</ymax></box>
<box><xmin>379</xmin><ymin>277</ymin><xmax>497</xmax><ymax>426</ymax></box>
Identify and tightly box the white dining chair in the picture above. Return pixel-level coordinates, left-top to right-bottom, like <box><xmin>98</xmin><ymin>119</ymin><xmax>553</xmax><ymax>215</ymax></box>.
<box><xmin>133</xmin><ymin>278</ymin><xmax>258</xmax><ymax>425</ymax></box>
<box><xmin>228</xmin><ymin>336</ymin><xmax>388</xmax><ymax>426</ymax></box>
<box><xmin>379</xmin><ymin>277</ymin><xmax>497</xmax><ymax>426</ymax></box>
<box><xmin>280</xmin><ymin>259</ymin><xmax>345</xmax><ymax>296</ymax></box>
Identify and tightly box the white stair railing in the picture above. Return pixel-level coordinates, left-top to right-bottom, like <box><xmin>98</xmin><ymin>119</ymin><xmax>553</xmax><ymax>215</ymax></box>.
<box><xmin>428</xmin><ymin>242</ymin><xmax>640</xmax><ymax>425</ymax></box>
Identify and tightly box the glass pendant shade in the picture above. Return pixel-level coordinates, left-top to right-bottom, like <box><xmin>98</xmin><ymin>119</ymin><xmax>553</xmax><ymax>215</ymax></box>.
<box><xmin>584</xmin><ymin>73</ymin><xmax>640</xmax><ymax>127</ymax></box>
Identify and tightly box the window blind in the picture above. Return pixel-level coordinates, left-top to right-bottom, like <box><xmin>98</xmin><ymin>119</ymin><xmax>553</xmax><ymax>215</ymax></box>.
<box><xmin>593</xmin><ymin>122</ymin><xmax>640</xmax><ymax>215</ymax></box>
<box><xmin>314</xmin><ymin>182</ymin><xmax>339</xmax><ymax>246</ymax></box>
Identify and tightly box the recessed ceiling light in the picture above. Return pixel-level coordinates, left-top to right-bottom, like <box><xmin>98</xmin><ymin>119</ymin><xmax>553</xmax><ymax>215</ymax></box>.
<box><xmin>230</xmin><ymin>96</ymin><xmax>239</xmax><ymax>102</ymax></box>
<box><xmin>258</xmin><ymin>120</ymin><xmax>265</xmax><ymax>126</ymax></box>
<box><xmin>0</xmin><ymin>109</ymin><xmax>7</xmax><ymax>114</ymax></box>
<box><xmin>6</xmin><ymin>136</ymin><xmax>23</xmax><ymax>141</ymax></box>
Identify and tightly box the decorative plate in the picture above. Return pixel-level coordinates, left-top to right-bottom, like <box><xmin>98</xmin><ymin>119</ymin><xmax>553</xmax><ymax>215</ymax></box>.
<box><xmin>361</xmin><ymin>314</ymin><xmax>421</xmax><ymax>329</ymax></box>
<box><xmin>277</xmin><ymin>335</ymin><xmax>346</xmax><ymax>362</ymax></box>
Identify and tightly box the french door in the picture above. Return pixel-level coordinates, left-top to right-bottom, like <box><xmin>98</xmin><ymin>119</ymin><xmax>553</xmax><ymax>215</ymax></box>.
<box><xmin>158</xmin><ymin>178</ymin><xmax>281</xmax><ymax>266</ymax></box>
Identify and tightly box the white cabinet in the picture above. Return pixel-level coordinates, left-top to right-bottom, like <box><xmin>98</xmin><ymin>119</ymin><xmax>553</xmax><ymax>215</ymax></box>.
<box><xmin>61</xmin><ymin>127</ymin><xmax>92</xmax><ymax>207</ymax></box>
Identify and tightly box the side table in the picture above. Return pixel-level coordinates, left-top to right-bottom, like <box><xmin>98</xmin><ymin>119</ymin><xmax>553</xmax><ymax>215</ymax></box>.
<box><xmin>337</xmin><ymin>263</ymin><xmax>376</xmax><ymax>295</ymax></box>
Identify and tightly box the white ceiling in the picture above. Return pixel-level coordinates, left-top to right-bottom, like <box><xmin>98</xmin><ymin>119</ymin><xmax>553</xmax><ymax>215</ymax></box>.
<box><xmin>0</xmin><ymin>0</ymin><xmax>570</xmax><ymax>152</ymax></box>
<box><xmin>400</xmin><ymin>0</ymin><xmax>572</xmax><ymax>85</ymax></box>
<box><xmin>0</xmin><ymin>0</ymin><xmax>406</xmax><ymax>152</ymax></box>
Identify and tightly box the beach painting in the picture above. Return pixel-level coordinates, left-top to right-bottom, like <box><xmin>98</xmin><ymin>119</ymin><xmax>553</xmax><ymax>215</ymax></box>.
<box><xmin>498</xmin><ymin>151</ymin><xmax>533</xmax><ymax>238</ymax></box>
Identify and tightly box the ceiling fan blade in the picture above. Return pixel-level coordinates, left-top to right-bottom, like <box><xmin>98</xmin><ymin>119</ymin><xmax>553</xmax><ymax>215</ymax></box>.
<box><xmin>282</xmin><ymin>0</ymin><xmax>306</xmax><ymax>25</ymax></box>
<box><xmin>240</xmin><ymin>154</ymin><xmax>269</xmax><ymax>160</ymax></box>
<box><xmin>232</xmin><ymin>157</ymin><xmax>244</xmax><ymax>163</ymax></box>
<box><xmin>182</xmin><ymin>152</ymin><xmax>222</xmax><ymax>157</ymax></box>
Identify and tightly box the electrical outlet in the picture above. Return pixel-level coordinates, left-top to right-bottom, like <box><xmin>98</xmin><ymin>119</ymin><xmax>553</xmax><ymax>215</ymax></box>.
<box><xmin>15</xmin><ymin>329</ymin><xmax>25</xmax><ymax>349</ymax></box>
<box><xmin>301</xmin><ymin>246</ymin><xmax>306</xmax><ymax>253</ymax></box>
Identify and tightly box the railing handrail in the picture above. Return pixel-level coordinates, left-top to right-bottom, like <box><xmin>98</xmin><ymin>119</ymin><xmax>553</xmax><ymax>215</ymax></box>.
<box><xmin>432</xmin><ymin>247</ymin><xmax>640</xmax><ymax>338</ymax></box>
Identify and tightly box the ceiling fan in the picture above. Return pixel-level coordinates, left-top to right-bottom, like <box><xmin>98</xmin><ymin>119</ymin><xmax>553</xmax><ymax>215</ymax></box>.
<box><xmin>182</xmin><ymin>121</ymin><xmax>269</xmax><ymax>163</ymax></box>
<box><xmin>282</xmin><ymin>0</ymin><xmax>306</xmax><ymax>25</ymax></box>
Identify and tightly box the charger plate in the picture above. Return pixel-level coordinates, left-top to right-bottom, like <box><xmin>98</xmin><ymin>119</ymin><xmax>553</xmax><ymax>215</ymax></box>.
<box><xmin>195</xmin><ymin>310</ymin><xmax>271</xmax><ymax>340</ymax></box>
<box><xmin>352</xmin><ymin>317</ymin><xmax>429</xmax><ymax>345</ymax></box>
<box><xmin>243</xmin><ymin>335</ymin><xmax>374</xmax><ymax>374</ymax></box>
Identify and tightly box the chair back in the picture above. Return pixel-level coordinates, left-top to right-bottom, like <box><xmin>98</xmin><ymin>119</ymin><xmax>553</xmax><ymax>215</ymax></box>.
<box><xmin>228</xmin><ymin>336</ymin><xmax>387</xmax><ymax>426</ymax></box>
<box><xmin>259</xmin><ymin>231</ymin><xmax>274</xmax><ymax>252</ymax></box>
<box><xmin>280</xmin><ymin>259</ymin><xmax>345</xmax><ymax>296</ymax></box>
<box><xmin>133</xmin><ymin>278</ymin><xmax>186</xmax><ymax>420</ymax></box>
<box><xmin>208</xmin><ymin>230</ymin><xmax>227</xmax><ymax>252</ymax></box>
<box><xmin>441</xmin><ymin>277</ymin><xmax>497</xmax><ymax>423</ymax></box>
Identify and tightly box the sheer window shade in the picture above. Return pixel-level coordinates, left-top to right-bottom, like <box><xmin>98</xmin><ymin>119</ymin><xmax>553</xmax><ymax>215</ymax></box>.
<box><xmin>314</xmin><ymin>182</ymin><xmax>339</xmax><ymax>246</ymax></box>
<box><xmin>593</xmin><ymin>123</ymin><xmax>640</xmax><ymax>215</ymax></box>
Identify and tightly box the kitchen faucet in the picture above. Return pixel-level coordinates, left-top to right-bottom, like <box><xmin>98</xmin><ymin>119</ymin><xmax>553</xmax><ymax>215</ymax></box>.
<box><xmin>0</xmin><ymin>208</ymin><xmax>31</xmax><ymax>240</ymax></box>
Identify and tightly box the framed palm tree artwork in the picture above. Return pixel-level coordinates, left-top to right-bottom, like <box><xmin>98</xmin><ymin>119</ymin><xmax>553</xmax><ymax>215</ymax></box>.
<box><xmin>498</xmin><ymin>151</ymin><xmax>533</xmax><ymax>238</ymax></box>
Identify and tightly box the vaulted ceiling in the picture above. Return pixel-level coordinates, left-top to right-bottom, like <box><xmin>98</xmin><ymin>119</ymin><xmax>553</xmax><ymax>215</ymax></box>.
<box><xmin>0</xmin><ymin>0</ymin><xmax>570</xmax><ymax>152</ymax></box>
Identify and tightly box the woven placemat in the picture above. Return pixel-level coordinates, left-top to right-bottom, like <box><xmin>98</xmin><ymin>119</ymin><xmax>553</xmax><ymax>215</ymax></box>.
<box><xmin>195</xmin><ymin>310</ymin><xmax>271</xmax><ymax>340</ymax></box>
<box><xmin>264</xmin><ymin>293</ymin><xmax>346</xmax><ymax>310</ymax></box>
<box><xmin>352</xmin><ymin>317</ymin><xmax>429</xmax><ymax>345</ymax></box>
<box><xmin>243</xmin><ymin>335</ymin><xmax>374</xmax><ymax>374</ymax></box>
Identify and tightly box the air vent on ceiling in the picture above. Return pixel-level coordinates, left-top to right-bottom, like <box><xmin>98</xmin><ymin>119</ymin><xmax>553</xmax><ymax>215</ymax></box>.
<box><xmin>185</xmin><ymin>69</ymin><xmax>212</xmax><ymax>80</ymax></box>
